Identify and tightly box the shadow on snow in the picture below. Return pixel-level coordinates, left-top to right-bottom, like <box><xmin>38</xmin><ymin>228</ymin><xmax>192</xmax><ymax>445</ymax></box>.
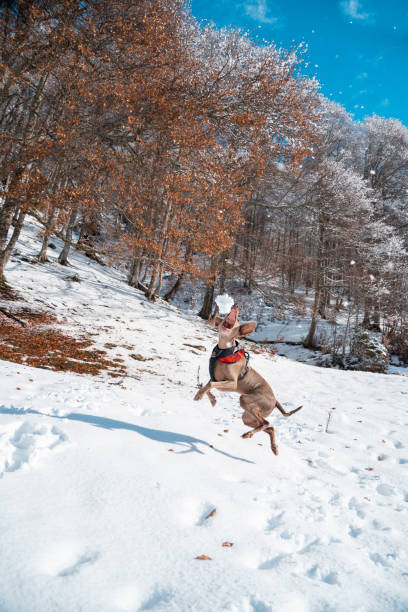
<box><xmin>0</xmin><ymin>405</ymin><xmax>254</xmax><ymax>464</ymax></box>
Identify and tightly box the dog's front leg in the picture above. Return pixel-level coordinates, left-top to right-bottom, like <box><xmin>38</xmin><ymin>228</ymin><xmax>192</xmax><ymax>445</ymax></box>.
<box><xmin>194</xmin><ymin>380</ymin><xmax>212</xmax><ymax>401</ymax></box>
<box><xmin>206</xmin><ymin>390</ymin><xmax>217</xmax><ymax>406</ymax></box>
<box><xmin>194</xmin><ymin>379</ymin><xmax>237</xmax><ymax>401</ymax></box>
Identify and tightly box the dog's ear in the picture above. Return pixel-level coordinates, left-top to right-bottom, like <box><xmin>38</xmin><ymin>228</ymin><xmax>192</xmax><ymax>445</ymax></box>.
<box><xmin>239</xmin><ymin>322</ymin><xmax>257</xmax><ymax>336</ymax></box>
<box><xmin>209</xmin><ymin>316</ymin><xmax>224</xmax><ymax>328</ymax></box>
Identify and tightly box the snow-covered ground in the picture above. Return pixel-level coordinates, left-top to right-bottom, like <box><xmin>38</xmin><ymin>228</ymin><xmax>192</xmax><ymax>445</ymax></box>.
<box><xmin>1</xmin><ymin>224</ymin><xmax>408</xmax><ymax>612</ymax></box>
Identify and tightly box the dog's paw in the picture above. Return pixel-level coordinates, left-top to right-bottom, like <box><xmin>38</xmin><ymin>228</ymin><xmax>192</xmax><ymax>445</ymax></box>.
<box><xmin>194</xmin><ymin>391</ymin><xmax>204</xmax><ymax>401</ymax></box>
<box><xmin>208</xmin><ymin>392</ymin><xmax>217</xmax><ymax>407</ymax></box>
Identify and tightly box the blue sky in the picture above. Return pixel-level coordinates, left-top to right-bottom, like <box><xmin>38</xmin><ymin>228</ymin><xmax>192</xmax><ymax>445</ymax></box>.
<box><xmin>191</xmin><ymin>0</ymin><xmax>408</xmax><ymax>126</ymax></box>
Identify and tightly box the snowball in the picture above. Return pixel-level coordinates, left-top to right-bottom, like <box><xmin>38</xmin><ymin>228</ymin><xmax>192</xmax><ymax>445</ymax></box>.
<box><xmin>370</xmin><ymin>169</ymin><xmax>376</xmax><ymax>175</ymax></box>
<box><xmin>350</xmin><ymin>260</ymin><xmax>356</xmax><ymax>265</ymax></box>
<box><xmin>215</xmin><ymin>293</ymin><xmax>234</xmax><ymax>315</ymax></box>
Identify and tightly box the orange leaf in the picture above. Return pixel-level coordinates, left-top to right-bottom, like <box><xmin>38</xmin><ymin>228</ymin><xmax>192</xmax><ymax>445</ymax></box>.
<box><xmin>222</xmin><ymin>542</ymin><xmax>233</xmax><ymax>547</ymax></box>
<box><xmin>196</xmin><ymin>555</ymin><xmax>212</xmax><ymax>560</ymax></box>
<box><xmin>205</xmin><ymin>508</ymin><xmax>216</xmax><ymax>520</ymax></box>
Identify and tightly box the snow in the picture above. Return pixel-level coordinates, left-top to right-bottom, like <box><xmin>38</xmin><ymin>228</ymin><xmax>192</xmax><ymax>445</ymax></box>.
<box><xmin>1</xmin><ymin>223</ymin><xmax>408</xmax><ymax>612</ymax></box>
<box><xmin>215</xmin><ymin>293</ymin><xmax>234</xmax><ymax>315</ymax></box>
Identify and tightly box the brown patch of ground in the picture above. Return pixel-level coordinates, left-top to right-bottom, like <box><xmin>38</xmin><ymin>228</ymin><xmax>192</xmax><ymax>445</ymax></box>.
<box><xmin>0</xmin><ymin>310</ymin><xmax>126</xmax><ymax>377</ymax></box>
<box><xmin>0</xmin><ymin>279</ymin><xmax>21</xmax><ymax>301</ymax></box>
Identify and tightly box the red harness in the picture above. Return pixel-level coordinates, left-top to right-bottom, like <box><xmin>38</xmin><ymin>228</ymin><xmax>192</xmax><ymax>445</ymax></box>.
<box><xmin>218</xmin><ymin>349</ymin><xmax>245</xmax><ymax>363</ymax></box>
<box><xmin>209</xmin><ymin>343</ymin><xmax>250</xmax><ymax>381</ymax></box>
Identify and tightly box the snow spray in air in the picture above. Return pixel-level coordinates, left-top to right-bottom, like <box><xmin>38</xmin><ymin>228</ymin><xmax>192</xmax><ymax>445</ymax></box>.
<box><xmin>215</xmin><ymin>294</ymin><xmax>234</xmax><ymax>315</ymax></box>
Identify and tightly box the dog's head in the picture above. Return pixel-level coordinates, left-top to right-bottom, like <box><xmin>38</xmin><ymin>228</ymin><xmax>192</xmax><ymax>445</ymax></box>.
<box><xmin>211</xmin><ymin>305</ymin><xmax>257</xmax><ymax>341</ymax></box>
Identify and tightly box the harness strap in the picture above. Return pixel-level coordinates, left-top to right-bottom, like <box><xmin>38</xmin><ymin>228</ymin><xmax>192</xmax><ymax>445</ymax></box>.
<box><xmin>238</xmin><ymin>350</ymin><xmax>250</xmax><ymax>380</ymax></box>
<box><xmin>209</xmin><ymin>342</ymin><xmax>250</xmax><ymax>381</ymax></box>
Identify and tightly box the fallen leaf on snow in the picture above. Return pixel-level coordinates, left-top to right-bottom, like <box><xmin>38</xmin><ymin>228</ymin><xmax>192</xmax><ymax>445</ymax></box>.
<box><xmin>205</xmin><ymin>509</ymin><xmax>216</xmax><ymax>520</ymax></box>
<box><xmin>196</xmin><ymin>555</ymin><xmax>212</xmax><ymax>560</ymax></box>
<box><xmin>222</xmin><ymin>542</ymin><xmax>233</xmax><ymax>547</ymax></box>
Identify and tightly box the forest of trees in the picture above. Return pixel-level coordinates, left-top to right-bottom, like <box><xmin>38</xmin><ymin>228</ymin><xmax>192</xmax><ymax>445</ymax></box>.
<box><xmin>1</xmin><ymin>1</ymin><xmax>407</xmax><ymax>358</ymax></box>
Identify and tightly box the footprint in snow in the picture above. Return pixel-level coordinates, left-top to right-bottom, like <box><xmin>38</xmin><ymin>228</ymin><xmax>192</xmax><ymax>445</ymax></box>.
<box><xmin>57</xmin><ymin>551</ymin><xmax>99</xmax><ymax>577</ymax></box>
<box><xmin>369</xmin><ymin>552</ymin><xmax>394</xmax><ymax>567</ymax></box>
<box><xmin>348</xmin><ymin>525</ymin><xmax>363</xmax><ymax>538</ymax></box>
<box><xmin>139</xmin><ymin>587</ymin><xmax>174</xmax><ymax>611</ymax></box>
<box><xmin>306</xmin><ymin>566</ymin><xmax>340</xmax><ymax>585</ymax></box>
<box><xmin>265</xmin><ymin>511</ymin><xmax>285</xmax><ymax>531</ymax></box>
<box><xmin>376</xmin><ymin>483</ymin><xmax>395</xmax><ymax>497</ymax></box>
<box><xmin>298</xmin><ymin>538</ymin><xmax>320</xmax><ymax>555</ymax></box>
<box><xmin>0</xmin><ymin>421</ymin><xmax>68</xmax><ymax>477</ymax></box>
<box><xmin>258</xmin><ymin>552</ymin><xmax>290</xmax><ymax>570</ymax></box>
<box><xmin>348</xmin><ymin>497</ymin><xmax>366</xmax><ymax>519</ymax></box>
<box><xmin>322</xmin><ymin>571</ymin><xmax>340</xmax><ymax>585</ymax></box>
<box><xmin>38</xmin><ymin>541</ymin><xmax>99</xmax><ymax>577</ymax></box>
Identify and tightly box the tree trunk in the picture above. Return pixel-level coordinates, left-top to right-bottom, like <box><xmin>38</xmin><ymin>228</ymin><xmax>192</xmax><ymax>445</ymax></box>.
<box><xmin>128</xmin><ymin>248</ymin><xmax>145</xmax><ymax>287</ymax></box>
<box><xmin>304</xmin><ymin>282</ymin><xmax>321</xmax><ymax>349</ymax></box>
<box><xmin>0</xmin><ymin>200</ymin><xmax>16</xmax><ymax>253</ymax></box>
<box><xmin>218</xmin><ymin>252</ymin><xmax>227</xmax><ymax>295</ymax></box>
<box><xmin>304</xmin><ymin>221</ymin><xmax>324</xmax><ymax>348</ymax></box>
<box><xmin>58</xmin><ymin>207</ymin><xmax>78</xmax><ymax>265</ymax></box>
<box><xmin>164</xmin><ymin>246</ymin><xmax>192</xmax><ymax>302</ymax></box>
<box><xmin>145</xmin><ymin>200</ymin><xmax>172</xmax><ymax>301</ymax></box>
<box><xmin>146</xmin><ymin>261</ymin><xmax>160</xmax><ymax>301</ymax></box>
<box><xmin>38</xmin><ymin>205</ymin><xmax>59</xmax><ymax>262</ymax></box>
<box><xmin>198</xmin><ymin>282</ymin><xmax>215</xmax><ymax>320</ymax></box>
<box><xmin>164</xmin><ymin>272</ymin><xmax>185</xmax><ymax>302</ymax></box>
<box><xmin>362</xmin><ymin>299</ymin><xmax>371</xmax><ymax>329</ymax></box>
<box><xmin>0</xmin><ymin>209</ymin><xmax>27</xmax><ymax>282</ymax></box>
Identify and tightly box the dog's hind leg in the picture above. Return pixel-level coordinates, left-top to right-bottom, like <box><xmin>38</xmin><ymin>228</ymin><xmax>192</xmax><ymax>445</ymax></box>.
<box><xmin>264</xmin><ymin>426</ymin><xmax>278</xmax><ymax>455</ymax></box>
<box><xmin>240</xmin><ymin>396</ymin><xmax>270</xmax><ymax>439</ymax></box>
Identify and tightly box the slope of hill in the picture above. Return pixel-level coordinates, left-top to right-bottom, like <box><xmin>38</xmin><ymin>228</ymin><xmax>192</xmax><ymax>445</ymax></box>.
<box><xmin>1</xmin><ymin>224</ymin><xmax>407</xmax><ymax>612</ymax></box>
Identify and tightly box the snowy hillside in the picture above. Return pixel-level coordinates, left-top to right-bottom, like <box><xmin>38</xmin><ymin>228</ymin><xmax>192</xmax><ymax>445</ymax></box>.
<box><xmin>1</xmin><ymin>225</ymin><xmax>408</xmax><ymax>612</ymax></box>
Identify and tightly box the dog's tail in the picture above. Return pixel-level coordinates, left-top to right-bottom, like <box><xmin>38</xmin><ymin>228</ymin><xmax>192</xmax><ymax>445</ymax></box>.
<box><xmin>276</xmin><ymin>400</ymin><xmax>302</xmax><ymax>417</ymax></box>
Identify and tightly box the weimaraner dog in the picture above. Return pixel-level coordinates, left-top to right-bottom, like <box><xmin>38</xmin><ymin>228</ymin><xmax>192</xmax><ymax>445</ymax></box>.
<box><xmin>194</xmin><ymin>305</ymin><xmax>302</xmax><ymax>454</ymax></box>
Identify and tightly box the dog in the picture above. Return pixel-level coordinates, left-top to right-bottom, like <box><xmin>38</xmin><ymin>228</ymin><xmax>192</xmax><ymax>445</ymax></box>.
<box><xmin>194</xmin><ymin>305</ymin><xmax>302</xmax><ymax>454</ymax></box>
